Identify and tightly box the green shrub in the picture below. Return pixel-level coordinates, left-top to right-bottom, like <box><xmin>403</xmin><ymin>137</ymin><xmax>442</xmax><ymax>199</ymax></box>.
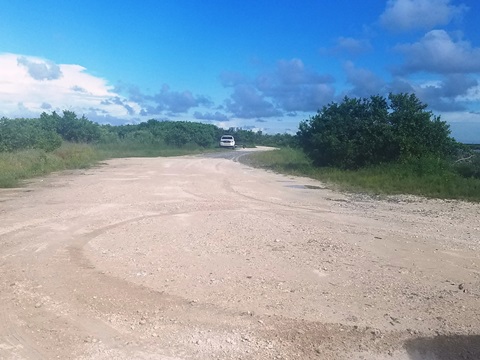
<box><xmin>297</xmin><ymin>93</ymin><xmax>458</xmax><ymax>169</ymax></box>
<box><xmin>454</xmin><ymin>153</ymin><xmax>480</xmax><ymax>179</ymax></box>
<box><xmin>245</xmin><ymin>148</ymin><xmax>480</xmax><ymax>202</ymax></box>
<box><xmin>0</xmin><ymin>117</ymin><xmax>62</xmax><ymax>152</ymax></box>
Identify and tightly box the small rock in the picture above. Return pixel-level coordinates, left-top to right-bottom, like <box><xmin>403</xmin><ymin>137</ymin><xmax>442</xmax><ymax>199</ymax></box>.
<box><xmin>458</xmin><ymin>283</ymin><xmax>464</xmax><ymax>290</ymax></box>
<box><xmin>241</xmin><ymin>335</ymin><xmax>251</xmax><ymax>342</ymax></box>
<box><xmin>34</xmin><ymin>302</ymin><xmax>42</xmax><ymax>308</ymax></box>
<box><xmin>139</xmin><ymin>319</ymin><xmax>147</xmax><ymax>325</ymax></box>
<box><xmin>390</xmin><ymin>316</ymin><xmax>400</xmax><ymax>324</ymax></box>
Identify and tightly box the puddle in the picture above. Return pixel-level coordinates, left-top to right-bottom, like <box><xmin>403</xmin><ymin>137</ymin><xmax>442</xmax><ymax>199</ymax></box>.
<box><xmin>404</xmin><ymin>335</ymin><xmax>480</xmax><ymax>360</ymax></box>
<box><xmin>285</xmin><ymin>184</ymin><xmax>306</xmax><ymax>189</ymax></box>
<box><xmin>284</xmin><ymin>184</ymin><xmax>325</xmax><ymax>190</ymax></box>
<box><xmin>304</xmin><ymin>184</ymin><xmax>324</xmax><ymax>189</ymax></box>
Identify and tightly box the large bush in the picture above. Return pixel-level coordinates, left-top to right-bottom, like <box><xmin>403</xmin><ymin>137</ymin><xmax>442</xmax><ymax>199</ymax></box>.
<box><xmin>40</xmin><ymin>111</ymin><xmax>103</xmax><ymax>143</ymax></box>
<box><xmin>454</xmin><ymin>153</ymin><xmax>480</xmax><ymax>179</ymax></box>
<box><xmin>297</xmin><ymin>93</ymin><xmax>457</xmax><ymax>169</ymax></box>
<box><xmin>0</xmin><ymin>117</ymin><xmax>62</xmax><ymax>152</ymax></box>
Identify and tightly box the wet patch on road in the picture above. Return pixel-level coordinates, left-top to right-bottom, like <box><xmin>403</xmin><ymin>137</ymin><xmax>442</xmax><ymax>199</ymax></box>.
<box><xmin>284</xmin><ymin>184</ymin><xmax>325</xmax><ymax>190</ymax></box>
<box><xmin>404</xmin><ymin>335</ymin><xmax>480</xmax><ymax>360</ymax></box>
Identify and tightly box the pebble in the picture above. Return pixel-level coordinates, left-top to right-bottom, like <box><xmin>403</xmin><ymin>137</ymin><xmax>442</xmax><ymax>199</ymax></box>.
<box><xmin>84</xmin><ymin>336</ymin><xmax>98</xmax><ymax>344</ymax></box>
<box><xmin>34</xmin><ymin>302</ymin><xmax>42</xmax><ymax>308</ymax></box>
<box><xmin>241</xmin><ymin>335</ymin><xmax>251</xmax><ymax>342</ymax></box>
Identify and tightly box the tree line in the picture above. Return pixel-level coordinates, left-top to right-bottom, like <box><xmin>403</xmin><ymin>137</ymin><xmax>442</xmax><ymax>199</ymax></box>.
<box><xmin>2</xmin><ymin>93</ymin><xmax>477</xmax><ymax>179</ymax></box>
<box><xmin>0</xmin><ymin>111</ymin><xmax>295</xmax><ymax>152</ymax></box>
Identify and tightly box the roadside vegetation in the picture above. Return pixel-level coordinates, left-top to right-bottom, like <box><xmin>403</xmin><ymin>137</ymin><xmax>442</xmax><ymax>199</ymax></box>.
<box><xmin>248</xmin><ymin>93</ymin><xmax>480</xmax><ymax>202</ymax></box>
<box><xmin>0</xmin><ymin>111</ymin><xmax>293</xmax><ymax>187</ymax></box>
<box><xmin>2</xmin><ymin>93</ymin><xmax>479</xmax><ymax>201</ymax></box>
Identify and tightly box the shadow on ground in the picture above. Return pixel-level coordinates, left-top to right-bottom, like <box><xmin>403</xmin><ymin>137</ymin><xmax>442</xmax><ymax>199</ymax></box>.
<box><xmin>405</xmin><ymin>335</ymin><xmax>480</xmax><ymax>360</ymax></box>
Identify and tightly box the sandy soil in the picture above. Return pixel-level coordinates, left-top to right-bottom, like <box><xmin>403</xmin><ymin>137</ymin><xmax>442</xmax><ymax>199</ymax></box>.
<box><xmin>1</xmin><ymin>149</ymin><xmax>479</xmax><ymax>360</ymax></box>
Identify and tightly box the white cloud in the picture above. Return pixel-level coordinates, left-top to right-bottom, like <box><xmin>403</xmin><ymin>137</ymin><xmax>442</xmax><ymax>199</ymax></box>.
<box><xmin>336</xmin><ymin>37</ymin><xmax>372</xmax><ymax>55</ymax></box>
<box><xmin>17</xmin><ymin>56</ymin><xmax>62</xmax><ymax>81</ymax></box>
<box><xmin>457</xmin><ymin>83</ymin><xmax>480</xmax><ymax>103</ymax></box>
<box><xmin>254</xmin><ymin>59</ymin><xmax>335</xmax><ymax>112</ymax></box>
<box><xmin>380</xmin><ymin>0</ymin><xmax>467</xmax><ymax>32</ymax></box>
<box><xmin>325</xmin><ymin>37</ymin><xmax>372</xmax><ymax>56</ymax></box>
<box><xmin>193</xmin><ymin>111</ymin><xmax>229</xmax><ymax>121</ymax></box>
<box><xmin>0</xmin><ymin>53</ymin><xmax>140</xmax><ymax>120</ymax></box>
<box><xmin>225</xmin><ymin>84</ymin><xmax>282</xmax><ymax>118</ymax></box>
<box><xmin>344</xmin><ymin>61</ymin><xmax>386</xmax><ymax>98</ymax></box>
<box><xmin>395</xmin><ymin>30</ymin><xmax>480</xmax><ymax>74</ymax></box>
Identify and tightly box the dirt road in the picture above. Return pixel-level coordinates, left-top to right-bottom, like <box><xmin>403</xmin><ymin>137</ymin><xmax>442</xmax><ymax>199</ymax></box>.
<box><xmin>1</xmin><ymin>149</ymin><xmax>479</xmax><ymax>359</ymax></box>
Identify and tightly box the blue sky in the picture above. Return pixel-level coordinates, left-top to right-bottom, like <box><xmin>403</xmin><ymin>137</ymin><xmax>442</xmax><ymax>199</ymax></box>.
<box><xmin>1</xmin><ymin>0</ymin><xmax>480</xmax><ymax>142</ymax></box>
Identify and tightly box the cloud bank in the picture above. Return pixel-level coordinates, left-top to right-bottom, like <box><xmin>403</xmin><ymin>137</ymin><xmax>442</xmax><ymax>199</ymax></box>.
<box><xmin>0</xmin><ymin>53</ymin><xmax>213</xmax><ymax>125</ymax></box>
<box><xmin>395</xmin><ymin>30</ymin><xmax>480</xmax><ymax>74</ymax></box>
<box><xmin>221</xmin><ymin>59</ymin><xmax>335</xmax><ymax>119</ymax></box>
<box><xmin>0</xmin><ymin>53</ymin><xmax>139</xmax><ymax>122</ymax></box>
<box><xmin>380</xmin><ymin>0</ymin><xmax>467</xmax><ymax>32</ymax></box>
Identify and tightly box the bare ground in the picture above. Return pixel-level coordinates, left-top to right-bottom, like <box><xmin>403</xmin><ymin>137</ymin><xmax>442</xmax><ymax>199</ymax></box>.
<box><xmin>1</xmin><ymin>149</ymin><xmax>479</xmax><ymax>360</ymax></box>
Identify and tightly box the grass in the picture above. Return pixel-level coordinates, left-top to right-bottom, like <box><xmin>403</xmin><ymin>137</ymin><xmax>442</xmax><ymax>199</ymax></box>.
<box><xmin>93</xmin><ymin>142</ymin><xmax>218</xmax><ymax>159</ymax></box>
<box><xmin>0</xmin><ymin>142</ymin><xmax>219</xmax><ymax>188</ymax></box>
<box><xmin>245</xmin><ymin>147</ymin><xmax>480</xmax><ymax>202</ymax></box>
<box><xmin>0</xmin><ymin>143</ymin><xmax>98</xmax><ymax>187</ymax></box>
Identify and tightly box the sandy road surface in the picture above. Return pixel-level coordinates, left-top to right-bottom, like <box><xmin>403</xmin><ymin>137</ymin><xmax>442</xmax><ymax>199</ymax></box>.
<box><xmin>1</xmin><ymin>149</ymin><xmax>480</xmax><ymax>360</ymax></box>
